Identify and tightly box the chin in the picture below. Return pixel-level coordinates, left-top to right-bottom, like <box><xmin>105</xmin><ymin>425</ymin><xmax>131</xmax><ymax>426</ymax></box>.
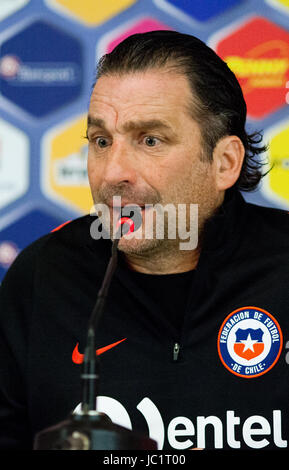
<box><xmin>116</xmin><ymin>236</ymin><xmax>162</xmax><ymax>256</ymax></box>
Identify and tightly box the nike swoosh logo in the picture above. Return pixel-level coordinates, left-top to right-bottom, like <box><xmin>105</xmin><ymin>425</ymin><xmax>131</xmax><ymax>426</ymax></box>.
<box><xmin>72</xmin><ymin>338</ymin><xmax>127</xmax><ymax>364</ymax></box>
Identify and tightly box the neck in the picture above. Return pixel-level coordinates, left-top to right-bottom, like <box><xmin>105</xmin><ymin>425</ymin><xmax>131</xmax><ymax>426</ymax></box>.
<box><xmin>121</xmin><ymin>242</ymin><xmax>201</xmax><ymax>274</ymax></box>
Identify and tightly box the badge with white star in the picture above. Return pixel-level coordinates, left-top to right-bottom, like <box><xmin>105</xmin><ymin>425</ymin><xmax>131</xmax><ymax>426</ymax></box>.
<box><xmin>217</xmin><ymin>306</ymin><xmax>283</xmax><ymax>378</ymax></box>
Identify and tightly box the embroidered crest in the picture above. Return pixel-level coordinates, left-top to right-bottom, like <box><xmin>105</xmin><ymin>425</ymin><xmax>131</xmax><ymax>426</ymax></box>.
<box><xmin>218</xmin><ymin>306</ymin><xmax>282</xmax><ymax>378</ymax></box>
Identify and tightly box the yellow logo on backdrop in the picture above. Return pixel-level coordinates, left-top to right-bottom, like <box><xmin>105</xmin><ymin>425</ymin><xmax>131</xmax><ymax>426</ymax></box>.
<box><xmin>275</xmin><ymin>0</ymin><xmax>289</xmax><ymax>8</ymax></box>
<box><xmin>266</xmin><ymin>0</ymin><xmax>289</xmax><ymax>14</ymax></box>
<box><xmin>51</xmin><ymin>0</ymin><xmax>136</xmax><ymax>25</ymax></box>
<box><xmin>43</xmin><ymin>114</ymin><xmax>93</xmax><ymax>213</ymax></box>
<box><xmin>226</xmin><ymin>57</ymin><xmax>288</xmax><ymax>76</ymax></box>
<box><xmin>266</xmin><ymin>124</ymin><xmax>289</xmax><ymax>203</ymax></box>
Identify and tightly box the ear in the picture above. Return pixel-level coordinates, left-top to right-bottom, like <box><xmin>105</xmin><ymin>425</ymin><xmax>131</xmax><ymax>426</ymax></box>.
<box><xmin>213</xmin><ymin>136</ymin><xmax>245</xmax><ymax>191</ymax></box>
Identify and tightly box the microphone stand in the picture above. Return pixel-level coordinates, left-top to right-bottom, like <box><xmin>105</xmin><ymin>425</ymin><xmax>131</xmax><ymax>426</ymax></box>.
<box><xmin>34</xmin><ymin>220</ymin><xmax>157</xmax><ymax>450</ymax></box>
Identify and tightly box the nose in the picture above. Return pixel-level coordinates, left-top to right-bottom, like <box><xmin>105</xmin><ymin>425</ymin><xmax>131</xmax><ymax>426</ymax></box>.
<box><xmin>102</xmin><ymin>140</ymin><xmax>138</xmax><ymax>186</ymax></box>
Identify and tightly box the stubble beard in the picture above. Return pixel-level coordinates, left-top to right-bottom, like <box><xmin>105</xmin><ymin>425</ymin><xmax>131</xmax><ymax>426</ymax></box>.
<box><xmin>89</xmin><ymin>166</ymin><xmax>221</xmax><ymax>259</ymax></box>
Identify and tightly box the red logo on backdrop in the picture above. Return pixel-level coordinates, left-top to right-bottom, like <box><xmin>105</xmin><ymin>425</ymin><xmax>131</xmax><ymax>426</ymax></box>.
<box><xmin>215</xmin><ymin>16</ymin><xmax>289</xmax><ymax>119</ymax></box>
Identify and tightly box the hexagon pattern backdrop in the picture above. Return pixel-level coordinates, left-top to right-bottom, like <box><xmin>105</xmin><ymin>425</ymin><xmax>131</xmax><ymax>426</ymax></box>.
<box><xmin>0</xmin><ymin>0</ymin><xmax>289</xmax><ymax>282</ymax></box>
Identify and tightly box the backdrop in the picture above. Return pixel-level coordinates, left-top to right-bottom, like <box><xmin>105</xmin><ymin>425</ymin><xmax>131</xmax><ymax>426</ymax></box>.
<box><xmin>0</xmin><ymin>0</ymin><xmax>288</xmax><ymax>282</ymax></box>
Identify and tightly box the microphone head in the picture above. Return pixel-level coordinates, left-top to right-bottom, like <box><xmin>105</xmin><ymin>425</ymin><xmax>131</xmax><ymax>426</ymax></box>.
<box><xmin>115</xmin><ymin>217</ymin><xmax>135</xmax><ymax>236</ymax></box>
<box><xmin>114</xmin><ymin>205</ymin><xmax>143</xmax><ymax>239</ymax></box>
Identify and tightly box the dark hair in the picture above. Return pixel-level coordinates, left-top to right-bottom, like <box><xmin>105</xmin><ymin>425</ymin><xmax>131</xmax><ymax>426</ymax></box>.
<box><xmin>96</xmin><ymin>30</ymin><xmax>268</xmax><ymax>192</ymax></box>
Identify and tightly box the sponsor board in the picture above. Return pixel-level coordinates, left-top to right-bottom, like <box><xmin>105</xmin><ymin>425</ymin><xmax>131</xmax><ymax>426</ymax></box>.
<box><xmin>154</xmin><ymin>0</ymin><xmax>243</xmax><ymax>22</ymax></box>
<box><xmin>262</xmin><ymin>119</ymin><xmax>289</xmax><ymax>207</ymax></box>
<box><xmin>0</xmin><ymin>0</ymin><xmax>30</xmax><ymax>21</ymax></box>
<box><xmin>266</xmin><ymin>0</ymin><xmax>289</xmax><ymax>15</ymax></box>
<box><xmin>212</xmin><ymin>16</ymin><xmax>289</xmax><ymax>119</ymax></box>
<box><xmin>45</xmin><ymin>0</ymin><xmax>137</xmax><ymax>26</ymax></box>
<box><xmin>0</xmin><ymin>118</ymin><xmax>29</xmax><ymax>210</ymax></box>
<box><xmin>0</xmin><ymin>20</ymin><xmax>82</xmax><ymax>117</ymax></box>
<box><xmin>41</xmin><ymin>114</ymin><xmax>93</xmax><ymax>213</ymax></box>
<box><xmin>97</xmin><ymin>17</ymin><xmax>171</xmax><ymax>57</ymax></box>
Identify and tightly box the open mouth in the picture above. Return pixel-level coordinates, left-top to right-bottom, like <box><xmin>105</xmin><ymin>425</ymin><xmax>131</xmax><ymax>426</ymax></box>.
<box><xmin>109</xmin><ymin>204</ymin><xmax>146</xmax><ymax>216</ymax></box>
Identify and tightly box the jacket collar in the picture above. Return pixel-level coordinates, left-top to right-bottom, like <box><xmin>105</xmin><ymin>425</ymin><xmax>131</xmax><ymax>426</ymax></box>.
<box><xmin>199</xmin><ymin>188</ymin><xmax>247</xmax><ymax>264</ymax></box>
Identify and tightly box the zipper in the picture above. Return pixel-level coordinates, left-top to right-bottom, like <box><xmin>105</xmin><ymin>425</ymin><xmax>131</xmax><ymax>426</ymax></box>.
<box><xmin>173</xmin><ymin>342</ymin><xmax>180</xmax><ymax>362</ymax></box>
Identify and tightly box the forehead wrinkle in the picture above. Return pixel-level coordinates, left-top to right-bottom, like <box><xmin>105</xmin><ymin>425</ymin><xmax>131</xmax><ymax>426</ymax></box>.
<box><xmin>121</xmin><ymin>119</ymin><xmax>173</xmax><ymax>133</ymax></box>
<box><xmin>87</xmin><ymin>111</ymin><xmax>119</xmax><ymax>134</ymax></box>
<box><xmin>88</xmin><ymin>83</ymin><xmax>191</xmax><ymax>137</ymax></box>
<box><xmin>86</xmin><ymin>113</ymin><xmax>176</xmax><ymax>138</ymax></box>
<box><xmin>87</xmin><ymin>92</ymin><xmax>120</xmax><ymax>132</ymax></box>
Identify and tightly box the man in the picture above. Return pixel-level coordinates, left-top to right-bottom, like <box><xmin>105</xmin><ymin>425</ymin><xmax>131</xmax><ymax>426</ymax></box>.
<box><xmin>0</xmin><ymin>30</ymin><xmax>288</xmax><ymax>450</ymax></box>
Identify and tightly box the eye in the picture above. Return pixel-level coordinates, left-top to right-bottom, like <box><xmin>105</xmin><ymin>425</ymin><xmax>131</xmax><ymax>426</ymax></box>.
<box><xmin>144</xmin><ymin>136</ymin><xmax>161</xmax><ymax>147</ymax></box>
<box><xmin>95</xmin><ymin>137</ymin><xmax>110</xmax><ymax>148</ymax></box>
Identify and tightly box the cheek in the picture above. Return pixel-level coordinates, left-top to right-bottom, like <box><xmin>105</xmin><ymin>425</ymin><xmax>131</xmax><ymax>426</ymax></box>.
<box><xmin>87</xmin><ymin>158</ymin><xmax>94</xmax><ymax>187</ymax></box>
<box><xmin>170</xmin><ymin>160</ymin><xmax>214</xmax><ymax>202</ymax></box>
<box><xmin>87</xmin><ymin>154</ymin><xmax>101</xmax><ymax>186</ymax></box>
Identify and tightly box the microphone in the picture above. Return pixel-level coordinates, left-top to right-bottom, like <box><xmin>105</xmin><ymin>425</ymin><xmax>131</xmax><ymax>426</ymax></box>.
<box><xmin>115</xmin><ymin>216</ymin><xmax>136</xmax><ymax>239</ymax></box>
<box><xmin>34</xmin><ymin>214</ymin><xmax>157</xmax><ymax>450</ymax></box>
<box><xmin>81</xmin><ymin>216</ymin><xmax>138</xmax><ymax>414</ymax></box>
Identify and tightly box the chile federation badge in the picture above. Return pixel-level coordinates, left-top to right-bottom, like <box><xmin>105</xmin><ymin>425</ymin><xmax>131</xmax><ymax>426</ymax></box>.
<box><xmin>217</xmin><ymin>306</ymin><xmax>283</xmax><ymax>378</ymax></box>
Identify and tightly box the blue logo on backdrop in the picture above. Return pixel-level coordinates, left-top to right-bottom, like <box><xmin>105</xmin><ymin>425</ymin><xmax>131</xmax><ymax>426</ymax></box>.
<box><xmin>0</xmin><ymin>20</ymin><xmax>82</xmax><ymax>117</ymax></box>
<box><xmin>157</xmin><ymin>0</ymin><xmax>243</xmax><ymax>21</ymax></box>
<box><xmin>0</xmin><ymin>209</ymin><xmax>63</xmax><ymax>281</ymax></box>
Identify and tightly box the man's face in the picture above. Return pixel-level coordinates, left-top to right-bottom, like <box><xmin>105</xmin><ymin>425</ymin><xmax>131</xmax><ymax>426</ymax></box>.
<box><xmin>87</xmin><ymin>69</ymin><xmax>221</xmax><ymax>255</ymax></box>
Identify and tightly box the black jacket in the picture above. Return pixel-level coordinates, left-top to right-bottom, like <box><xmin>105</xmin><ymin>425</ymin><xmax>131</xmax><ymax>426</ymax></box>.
<box><xmin>0</xmin><ymin>190</ymin><xmax>289</xmax><ymax>450</ymax></box>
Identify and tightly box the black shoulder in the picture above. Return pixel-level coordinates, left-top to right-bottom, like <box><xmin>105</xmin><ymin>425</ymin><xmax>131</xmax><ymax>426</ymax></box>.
<box><xmin>245</xmin><ymin>201</ymin><xmax>289</xmax><ymax>250</ymax></box>
<box><xmin>48</xmin><ymin>214</ymin><xmax>93</xmax><ymax>246</ymax></box>
<box><xmin>0</xmin><ymin>232</ymin><xmax>52</xmax><ymax>287</ymax></box>
<box><xmin>0</xmin><ymin>215</ymin><xmax>93</xmax><ymax>288</ymax></box>
<box><xmin>246</xmin><ymin>202</ymin><xmax>289</xmax><ymax>229</ymax></box>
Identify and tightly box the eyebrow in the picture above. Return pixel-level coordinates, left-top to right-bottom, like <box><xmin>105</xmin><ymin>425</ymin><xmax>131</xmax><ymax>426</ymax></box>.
<box><xmin>86</xmin><ymin>115</ymin><xmax>174</xmax><ymax>134</ymax></box>
<box><xmin>87</xmin><ymin>116</ymin><xmax>106</xmax><ymax>130</ymax></box>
